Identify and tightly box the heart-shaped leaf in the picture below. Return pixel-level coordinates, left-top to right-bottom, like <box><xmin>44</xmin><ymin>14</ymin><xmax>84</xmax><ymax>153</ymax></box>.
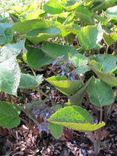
<box><xmin>48</xmin><ymin>106</ymin><xmax>105</xmax><ymax>132</ymax></box>
<box><xmin>90</xmin><ymin>64</ymin><xmax>117</xmax><ymax>87</ymax></box>
<box><xmin>77</xmin><ymin>25</ymin><xmax>103</xmax><ymax>50</ymax></box>
<box><xmin>27</xmin><ymin>27</ymin><xmax>60</xmax><ymax>44</ymax></box>
<box><xmin>87</xmin><ymin>77</ymin><xmax>114</xmax><ymax>107</ymax></box>
<box><xmin>47</xmin><ymin>76</ymin><xmax>82</xmax><ymax>96</ymax></box>
<box><xmin>0</xmin><ymin>101</ymin><xmax>20</xmax><ymax>128</ymax></box>
<box><xmin>19</xmin><ymin>73</ymin><xmax>43</xmax><ymax>89</ymax></box>
<box><xmin>41</xmin><ymin>42</ymin><xmax>77</xmax><ymax>59</ymax></box>
<box><xmin>91</xmin><ymin>54</ymin><xmax>117</xmax><ymax>73</ymax></box>
<box><xmin>69</xmin><ymin>53</ymin><xmax>90</xmax><ymax>75</ymax></box>
<box><xmin>26</xmin><ymin>43</ymin><xmax>54</xmax><ymax>69</ymax></box>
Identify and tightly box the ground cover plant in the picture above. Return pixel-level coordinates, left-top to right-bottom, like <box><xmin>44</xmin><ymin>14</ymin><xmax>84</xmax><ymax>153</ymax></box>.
<box><xmin>0</xmin><ymin>0</ymin><xmax>117</xmax><ymax>155</ymax></box>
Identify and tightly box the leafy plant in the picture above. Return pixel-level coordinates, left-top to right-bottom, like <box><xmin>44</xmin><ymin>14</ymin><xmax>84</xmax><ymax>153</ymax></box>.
<box><xmin>0</xmin><ymin>0</ymin><xmax>117</xmax><ymax>155</ymax></box>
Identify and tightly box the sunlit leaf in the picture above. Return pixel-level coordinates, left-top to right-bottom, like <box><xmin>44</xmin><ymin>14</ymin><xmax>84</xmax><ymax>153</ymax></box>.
<box><xmin>47</xmin><ymin>76</ymin><xmax>82</xmax><ymax>96</ymax></box>
<box><xmin>48</xmin><ymin>106</ymin><xmax>105</xmax><ymax>132</ymax></box>
<box><xmin>77</xmin><ymin>25</ymin><xmax>103</xmax><ymax>50</ymax></box>
<box><xmin>43</xmin><ymin>0</ymin><xmax>64</xmax><ymax>14</ymax></box>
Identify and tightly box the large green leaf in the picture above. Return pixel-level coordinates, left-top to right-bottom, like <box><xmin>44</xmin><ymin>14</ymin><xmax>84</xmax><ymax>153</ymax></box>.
<box><xmin>106</xmin><ymin>5</ymin><xmax>117</xmax><ymax>20</ymax></box>
<box><xmin>48</xmin><ymin>106</ymin><xmax>105</xmax><ymax>132</ymax></box>
<box><xmin>76</xmin><ymin>5</ymin><xmax>94</xmax><ymax>25</ymax></box>
<box><xmin>43</xmin><ymin>0</ymin><xmax>64</xmax><ymax>14</ymax></box>
<box><xmin>90</xmin><ymin>64</ymin><xmax>117</xmax><ymax>87</ymax></box>
<box><xmin>19</xmin><ymin>73</ymin><xmax>43</xmax><ymax>89</ymax></box>
<box><xmin>0</xmin><ymin>101</ymin><xmax>20</xmax><ymax>128</ymax></box>
<box><xmin>13</xmin><ymin>19</ymin><xmax>49</xmax><ymax>34</ymax></box>
<box><xmin>0</xmin><ymin>23</ymin><xmax>13</xmax><ymax>45</ymax></box>
<box><xmin>0</xmin><ymin>57</ymin><xmax>21</xmax><ymax>95</ymax></box>
<box><xmin>26</xmin><ymin>45</ymin><xmax>54</xmax><ymax>69</ymax></box>
<box><xmin>41</xmin><ymin>42</ymin><xmax>77</xmax><ymax>59</ymax></box>
<box><xmin>27</xmin><ymin>27</ymin><xmax>60</xmax><ymax>44</ymax></box>
<box><xmin>47</xmin><ymin>76</ymin><xmax>82</xmax><ymax>96</ymax></box>
<box><xmin>0</xmin><ymin>40</ymin><xmax>25</xmax><ymax>62</ymax></box>
<box><xmin>91</xmin><ymin>54</ymin><xmax>117</xmax><ymax>73</ymax></box>
<box><xmin>69</xmin><ymin>53</ymin><xmax>90</xmax><ymax>75</ymax></box>
<box><xmin>77</xmin><ymin>25</ymin><xmax>103</xmax><ymax>50</ymax></box>
<box><xmin>87</xmin><ymin>77</ymin><xmax>114</xmax><ymax>107</ymax></box>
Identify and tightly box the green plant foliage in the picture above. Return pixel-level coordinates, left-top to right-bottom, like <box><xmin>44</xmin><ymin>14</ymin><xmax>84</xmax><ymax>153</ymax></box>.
<box><xmin>77</xmin><ymin>25</ymin><xmax>103</xmax><ymax>50</ymax></box>
<box><xmin>13</xmin><ymin>19</ymin><xmax>49</xmax><ymax>34</ymax></box>
<box><xmin>0</xmin><ymin>23</ymin><xmax>13</xmax><ymax>45</ymax></box>
<box><xmin>48</xmin><ymin>123</ymin><xmax>63</xmax><ymax>139</ymax></box>
<box><xmin>0</xmin><ymin>57</ymin><xmax>20</xmax><ymax>95</ymax></box>
<box><xmin>0</xmin><ymin>0</ymin><xmax>117</xmax><ymax>135</ymax></box>
<box><xmin>76</xmin><ymin>5</ymin><xmax>94</xmax><ymax>25</ymax></box>
<box><xmin>91</xmin><ymin>54</ymin><xmax>117</xmax><ymax>73</ymax></box>
<box><xmin>106</xmin><ymin>5</ymin><xmax>117</xmax><ymax>21</ymax></box>
<box><xmin>87</xmin><ymin>77</ymin><xmax>114</xmax><ymax>107</ymax></box>
<box><xmin>69</xmin><ymin>77</ymin><xmax>92</xmax><ymax>105</ymax></box>
<box><xmin>41</xmin><ymin>42</ymin><xmax>77</xmax><ymax>59</ymax></box>
<box><xmin>26</xmin><ymin>43</ymin><xmax>54</xmax><ymax>69</ymax></box>
<box><xmin>48</xmin><ymin>106</ymin><xmax>105</xmax><ymax>132</ymax></box>
<box><xmin>43</xmin><ymin>0</ymin><xmax>64</xmax><ymax>14</ymax></box>
<box><xmin>90</xmin><ymin>65</ymin><xmax>117</xmax><ymax>87</ymax></box>
<box><xmin>0</xmin><ymin>41</ymin><xmax>25</xmax><ymax>95</ymax></box>
<box><xmin>47</xmin><ymin>76</ymin><xmax>82</xmax><ymax>96</ymax></box>
<box><xmin>27</xmin><ymin>27</ymin><xmax>60</xmax><ymax>44</ymax></box>
<box><xmin>69</xmin><ymin>53</ymin><xmax>90</xmax><ymax>75</ymax></box>
<box><xmin>19</xmin><ymin>73</ymin><xmax>43</xmax><ymax>89</ymax></box>
<box><xmin>0</xmin><ymin>101</ymin><xmax>20</xmax><ymax>128</ymax></box>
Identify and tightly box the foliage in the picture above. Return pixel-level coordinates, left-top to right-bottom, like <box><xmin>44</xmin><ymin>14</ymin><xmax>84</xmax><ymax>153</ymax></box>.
<box><xmin>0</xmin><ymin>0</ymin><xmax>117</xmax><ymax>143</ymax></box>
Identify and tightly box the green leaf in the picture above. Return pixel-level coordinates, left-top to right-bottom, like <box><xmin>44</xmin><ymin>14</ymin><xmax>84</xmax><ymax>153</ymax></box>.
<box><xmin>27</xmin><ymin>27</ymin><xmax>60</xmax><ymax>44</ymax></box>
<box><xmin>0</xmin><ymin>101</ymin><xmax>20</xmax><ymax>128</ymax></box>
<box><xmin>69</xmin><ymin>53</ymin><xmax>90</xmax><ymax>75</ymax></box>
<box><xmin>103</xmin><ymin>33</ymin><xmax>115</xmax><ymax>46</ymax></box>
<box><xmin>13</xmin><ymin>19</ymin><xmax>49</xmax><ymax>34</ymax></box>
<box><xmin>48</xmin><ymin>123</ymin><xmax>63</xmax><ymax>139</ymax></box>
<box><xmin>43</xmin><ymin>0</ymin><xmax>64</xmax><ymax>14</ymax></box>
<box><xmin>87</xmin><ymin>77</ymin><xmax>114</xmax><ymax>107</ymax></box>
<box><xmin>0</xmin><ymin>40</ymin><xmax>25</xmax><ymax>62</ymax></box>
<box><xmin>49</xmin><ymin>106</ymin><xmax>93</xmax><ymax>123</ymax></box>
<box><xmin>19</xmin><ymin>73</ymin><xmax>43</xmax><ymax>89</ymax></box>
<box><xmin>64</xmin><ymin>0</ymin><xmax>80</xmax><ymax>10</ymax></box>
<box><xmin>91</xmin><ymin>54</ymin><xmax>117</xmax><ymax>73</ymax></box>
<box><xmin>48</xmin><ymin>106</ymin><xmax>105</xmax><ymax>132</ymax></box>
<box><xmin>69</xmin><ymin>77</ymin><xmax>92</xmax><ymax>105</ymax></box>
<box><xmin>106</xmin><ymin>5</ymin><xmax>117</xmax><ymax>20</ymax></box>
<box><xmin>26</xmin><ymin>42</ymin><xmax>54</xmax><ymax>69</ymax></box>
<box><xmin>77</xmin><ymin>25</ymin><xmax>103</xmax><ymax>50</ymax></box>
<box><xmin>90</xmin><ymin>64</ymin><xmax>117</xmax><ymax>87</ymax></box>
<box><xmin>0</xmin><ymin>57</ymin><xmax>21</xmax><ymax>95</ymax></box>
<box><xmin>0</xmin><ymin>23</ymin><xmax>13</xmax><ymax>45</ymax></box>
<box><xmin>41</xmin><ymin>42</ymin><xmax>77</xmax><ymax>59</ymax></box>
<box><xmin>47</xmin><ymin>76</ymin><xmax>82</xmax><ymax>96</ymax></box>
<box><xmin>76</xmin><ymin>5</ymin><xmax>94</xmax><ymax>25</ymax></box>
